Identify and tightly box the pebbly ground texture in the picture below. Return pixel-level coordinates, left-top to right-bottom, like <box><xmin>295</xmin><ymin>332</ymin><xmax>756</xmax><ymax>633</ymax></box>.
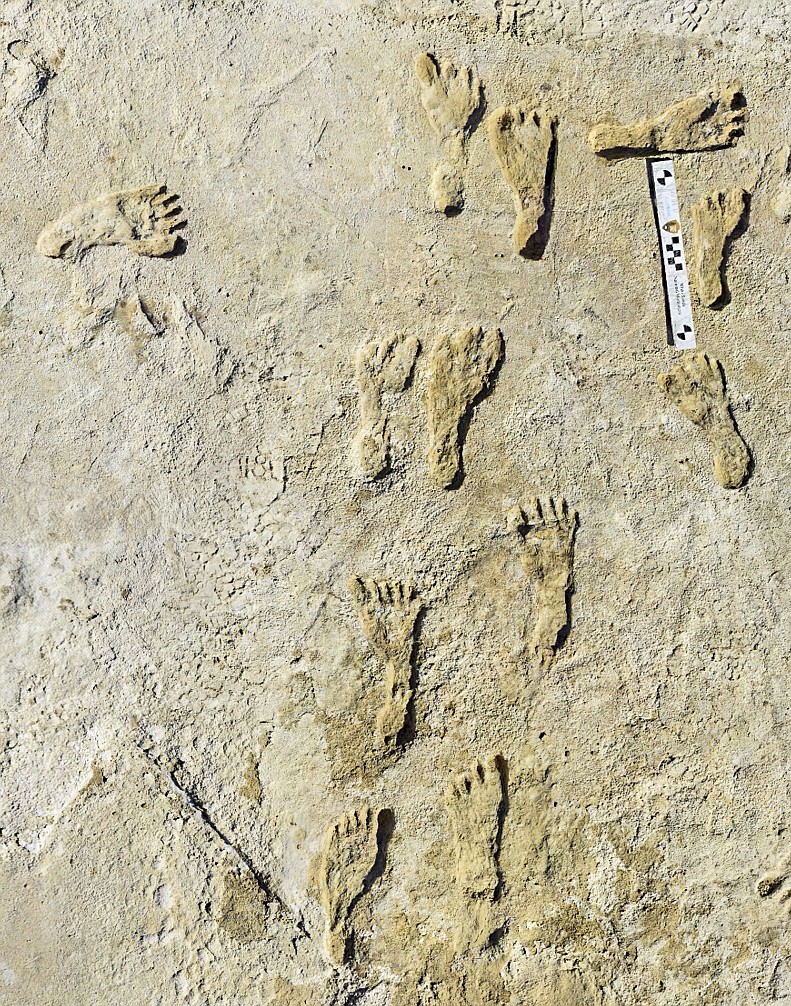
<box><xmin>0</xmin><ymin>0</ymin><xmax>790</xmax><ymax>1003</ymax></box>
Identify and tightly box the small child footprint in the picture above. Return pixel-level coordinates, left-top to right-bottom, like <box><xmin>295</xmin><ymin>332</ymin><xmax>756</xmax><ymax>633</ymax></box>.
<box><xmin>756</xmin><ymin>847</ymin><xmax>791</xmax><ymax>919</ymax></box>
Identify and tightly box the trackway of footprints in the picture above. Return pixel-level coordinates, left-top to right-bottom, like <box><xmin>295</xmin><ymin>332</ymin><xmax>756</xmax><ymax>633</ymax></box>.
<box><xmin>35</xmin><ymin>69</ymin><xmax>754</xmax><ymax>490</ymax></box>
<box><xmin>314</xmin><ymin>755</ymin><xmax>507</xmax><ymax>966</ymax></box>
<box><xmin>32</xmin><ymin>50</ymin><xmax>765</xmax><ymax>975</ymax></box>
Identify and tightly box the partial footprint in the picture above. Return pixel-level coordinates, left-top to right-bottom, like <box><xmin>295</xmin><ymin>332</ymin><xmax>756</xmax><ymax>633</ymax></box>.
<box><xmin>1</xmin><ymin>40</ymin><xmax>62</xmax><ymax>150</ymax></box>
<box><xmin>349</xmin><ymin>576</ymin><xmax>422</xmax><ymax>750</ymax></box>
<box><xmin>657</xmin><ymin>351</ymin><xmax>750</xmax><ymax>488</ymax></box>
<box><xmin>587</xmin><ymin>80</ymin><xmax>748</xmax><ymax>159</ymax></box>
<box><xmin>426</xmin><ymin>325</ymin><xmax>503</xmax><ymax>488</ymax></box>
<box><xmin>446</xmin><ymin>755</ymin><xmax>505</xmax><ymax>952</ymax></box>
<box><xmin>506</xmin><ymin>497</ymin><xmax>577</xmax><ymax>668</ymax></box>
<box><xmin>37</xmin><ymin>184</ymin><xmax>186</xmax><ymax>260</ymax></box>
<box><xmin>217</xmin><ymin>868</ymin><xmax>271</xmax><ymax>942</ymax></box>
<box><xmin>319</xmin><ymin>805</ymin><xmax>386</xmax><ymax>964</ymax></box>
<box><xmin>487</xmin><ymin>102</ymin><xmax>556</xmax><ymax>257</ymax></box>
<box><xmin>690</xmin><ymin>187</ymin><xmax>748</xmax><ymax>307</ymax></box>
<box><xmin>353</xmin><ymin>332</ymin><xmax>420</xmax><ymax>480</ymax></box>
<box><xmin>757</xmin><ymin>857</ymin><xmax>791</xmax><ymax>915</ymax></box>
<box><xmin>415</xmin><ymin>52</ymin><xmax>483</xmax><ymax>214</ymax></box>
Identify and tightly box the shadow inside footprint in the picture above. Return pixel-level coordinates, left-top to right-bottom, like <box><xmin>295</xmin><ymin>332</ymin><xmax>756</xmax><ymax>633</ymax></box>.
<box><xmin>493</xmin><ymin>754</ymin><xmax>509</xmax><ymax>902</ymax></box>
<box><xmin>447</xmin><ymin>342</ymin><xmax>505</xmax><ymax>491</ymax></box>
<box><xmin>161</xmin><ymin>233</ymin><xmax>188</xmax><ymax>258</ymax></box>
<box><xmin>711</xmin><ymin>191</ymin><xmax>751</xmax><ymax>310</ymax></box>
<box><xmin>362</xmin><ymin>808</ymin><xmax>395</xmax><ymax>900</ymax></box>
<box><xmin>520</xmin><ymin>123</ymin><xmax>557</xmax><ymax>260</ymax></box>
<box><xmin>395</xmin><ymin>604</ymin><xmax>426</xmax><ymax>749</ymax></box>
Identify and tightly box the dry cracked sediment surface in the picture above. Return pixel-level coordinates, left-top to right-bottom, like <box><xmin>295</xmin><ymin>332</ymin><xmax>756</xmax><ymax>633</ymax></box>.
<box><xmin>0</xmin><ymin>1</ymin><xmax>789</xmax><ymax>1003</ymax></box>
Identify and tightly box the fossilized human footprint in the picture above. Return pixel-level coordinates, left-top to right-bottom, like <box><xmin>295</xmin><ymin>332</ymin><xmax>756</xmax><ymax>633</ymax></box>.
<box><xmin>319</xmin><ymin>805</ymin><xmax>385</xmax><ymax>964</ymax></box>
<box><xmin>487</xmin><ymin>102</ymin><xmax>556</xmax><ymax>256</ymax></box>
<box><xmin>446</xmin><ymin>755</ymin><xmax>505</xmax><ymax>951</ymax></box>
<box><xmin>690</xmin><ymin>188</ymin><xmax>748</xmax><ymax>307</ymax></box>
<box><xmin>657</xmin><ymin>351</ymin><xmax>750</xmax><ymax>489</ymax></box>
<box><xmin>37</xmin><ymin>184</ymin><xmax>186</xmax><ymax>260</ymax></box>
<box><xmin>415</xmin><ymin>52</ymin><xmax>482</xmax><ymax>213</ymax></box>
<box><xmin>426</xmin><ymin>326</ymin><xmax>503</xmax><ymax>488</ymax></box>
<box><xmin>587</xmin><ymin>80</ymin><xmax>748</xmax><ymax>159</ymax></box>
<box><xmin>353</xmin><ymin>333</ymin><xmax>420</xmax><ymax>480</ymax></box>
<box><xmin>507</xmin><ymin>496</ymin><xmax>577</xmax><ymax>667</ymax></box>
<box><xmin>2</xmin><ymin>40</ymin><xmax>62</xmax><ymax>149</ymax></box>
<box><xmin>349</xmin><ymin>576</ymin><xmax>422</xmax><ymax>749</ymax></box>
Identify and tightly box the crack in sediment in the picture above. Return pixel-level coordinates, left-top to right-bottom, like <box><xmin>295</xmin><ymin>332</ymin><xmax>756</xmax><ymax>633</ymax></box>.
<box><xmin>134</xmin><ymin>738</ymin><xmax>306</xmax><ymax>935</ymax></box>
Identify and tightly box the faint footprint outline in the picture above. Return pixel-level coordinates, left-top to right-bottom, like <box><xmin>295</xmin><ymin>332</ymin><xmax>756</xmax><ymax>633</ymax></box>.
<box><xmin>352</xmin><ymin>332</ymin><xmax>420</xmax><ymax>480</ymax></box>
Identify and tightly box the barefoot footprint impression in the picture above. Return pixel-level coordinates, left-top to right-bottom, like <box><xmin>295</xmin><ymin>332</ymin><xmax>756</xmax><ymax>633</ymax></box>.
<box><xmin>587</xmin><ymin>80</ymin><xmax>748</xmax><ymax>158</ymax></box>
<box><xmin>37</xmin><ymin>184</ymin><xmax>186</xmax><ymax>259</ymax></box>
<box><xmin>426</xmin><ymin>325</ymin><xmax>503</xmax><ymax>488</ymax></box>
<box><xmin>657</xmin><ymin>351</ymin><xmax>750</xmax><ymax>488</ymax></box>
<box><xmin>446</xmin><ymin>754</ymin><xmax>506</xmax><ymax>952</ymax></box>
<box><xmin>415</xmin><ymin>52</ymin><xmax>482</xmax><ymax>214</ymax></box>
<box><xmin>507</xmin><ymin>496</ymin><xmax>578</xmax><ymax>668</ymax></box>
<box><xmin>318</xmin><ymin>805</ymin><xmax>387</xmax><ymax>964</ymax></box>
<box><xmin>487</xmin><ymin>101</ymin><xmax>556</xmax><ymax>256</ymax></box>
<box><xmin>690</xmin><ymin>187</ymin><xmax>749</xmax><ymax>307</ymax></box>
<box><xmin>352</xmin><ymin>332</ymin><xmax>420</xmax><ymax>480</ymax></box>
<box><xmin>348</xmin><ymin>575</ymin><xmax>422</xmax><ymax>751</ymax></box>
